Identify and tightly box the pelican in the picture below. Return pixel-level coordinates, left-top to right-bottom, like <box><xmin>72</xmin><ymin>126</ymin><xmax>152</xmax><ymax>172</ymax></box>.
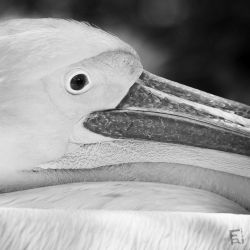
<box><xmin>0</xmin><ymin>18</ymin><xmax>250</xmax><ymax>249</ymax></box>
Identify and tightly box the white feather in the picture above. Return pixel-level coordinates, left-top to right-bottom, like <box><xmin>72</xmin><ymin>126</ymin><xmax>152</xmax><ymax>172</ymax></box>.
<box><xmin>0</xmin><ymin>208</ymin><xmax>249</xmax><ymax>250</ymax></box>
<box><xmin>0</xmin><ymin>18</ymin><xmax>137</xmax><ymax>82</ymax></box>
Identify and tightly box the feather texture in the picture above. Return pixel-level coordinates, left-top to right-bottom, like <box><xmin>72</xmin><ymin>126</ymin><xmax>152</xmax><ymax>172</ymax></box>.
<box><xmin>0</xmin><ymin>208</ymin><xmax>250</xmax><ymax>250</ymax></box>
<box><xmin>0</xmin><ymin>18</ymin><xmax>136</xmax><ymax>82</ymax></box>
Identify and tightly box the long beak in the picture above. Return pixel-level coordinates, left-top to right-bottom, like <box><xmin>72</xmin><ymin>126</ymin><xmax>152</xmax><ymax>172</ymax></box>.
<box><xmin>84</xmin><ymin>70</ymin><xmax>250</xmax><ymax>156</ymax></box>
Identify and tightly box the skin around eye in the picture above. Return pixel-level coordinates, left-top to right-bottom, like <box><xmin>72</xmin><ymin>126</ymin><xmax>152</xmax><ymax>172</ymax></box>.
<box><xmin>65</xmin><ymin>70</ymin><xmax>92</xmax><ymax>95</ymax></box>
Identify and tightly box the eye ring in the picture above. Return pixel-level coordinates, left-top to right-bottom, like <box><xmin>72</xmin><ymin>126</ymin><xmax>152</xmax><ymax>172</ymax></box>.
<box><xmin>65</xmin><ymin>70</ymin><xmax>91</xmax><ymax>95</ymax></box>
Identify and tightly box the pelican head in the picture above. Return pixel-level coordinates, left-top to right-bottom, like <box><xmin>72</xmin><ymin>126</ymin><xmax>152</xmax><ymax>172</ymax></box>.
<box><xmin>0</xmin><ymin>18</ymin><xmax>142</xmax><ymax>173</ymax></box>
<box><xmin>0</xmin><ymin>18</ymin><xmax>250</xmax><ymax>211</ymax></box>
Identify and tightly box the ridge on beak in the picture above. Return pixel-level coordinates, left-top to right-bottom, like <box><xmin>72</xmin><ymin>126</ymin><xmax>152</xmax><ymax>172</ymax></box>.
<box><xmin>84</xmin><ymin>70</ymin><xmax>250</xmax><ymax>156</ymax></box>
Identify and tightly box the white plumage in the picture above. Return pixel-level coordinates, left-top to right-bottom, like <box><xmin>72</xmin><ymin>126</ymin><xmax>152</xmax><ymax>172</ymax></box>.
<box><xmin>0</xmin><ymin>19</ymin><xmax>135</xmax><ymax>81</ymax></box>
<box><xmin>1</xmin><ymin>208</ymin><xmax>250</xmax><ymax>250</ymax></box>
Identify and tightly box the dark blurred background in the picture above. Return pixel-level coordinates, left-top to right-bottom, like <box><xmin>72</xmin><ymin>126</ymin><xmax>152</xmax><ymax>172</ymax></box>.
<box><xmin>0</xmin><ymin>0</ymin><xmax>249</xmax><ymax>104</ymax></box>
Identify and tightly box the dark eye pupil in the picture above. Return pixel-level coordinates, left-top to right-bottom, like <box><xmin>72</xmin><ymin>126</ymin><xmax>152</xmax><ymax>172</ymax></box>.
<box><xmin>70</xmin><ymin>74</ymin><xmax>88</xmax><ymax>91</ymax></box>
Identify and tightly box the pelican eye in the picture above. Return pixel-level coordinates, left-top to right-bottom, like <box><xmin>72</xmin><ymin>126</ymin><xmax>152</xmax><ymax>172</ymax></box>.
<box><xmin>65</xmin><ymin>71</ymin><xmax>91</xmax><ymax>95</ymax></box>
